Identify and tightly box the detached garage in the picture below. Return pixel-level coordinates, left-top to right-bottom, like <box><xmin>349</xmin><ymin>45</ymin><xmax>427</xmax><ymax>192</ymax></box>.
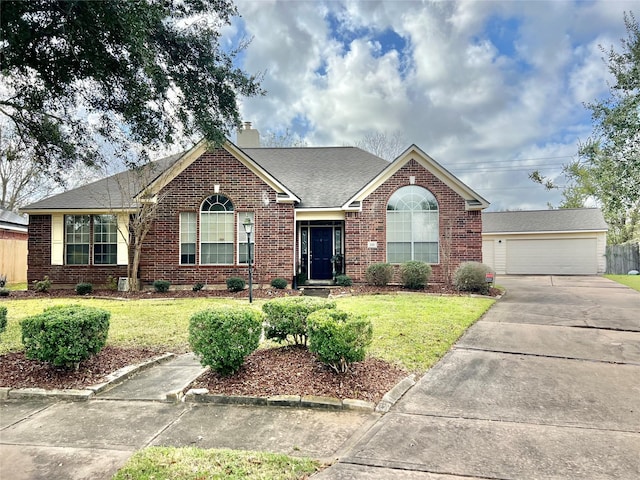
<box><xmin>482</xmin><ymin>209</ymin><xmax>608</xmax><ymax>275</ymax></box>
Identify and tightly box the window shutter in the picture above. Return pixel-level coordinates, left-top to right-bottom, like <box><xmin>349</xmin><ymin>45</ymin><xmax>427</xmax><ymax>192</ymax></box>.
<box><xmin>116</xmin><ymin>213</ymin><xmax>129</xmax><ymax>265</ymax></box>
<box><xmin>51</xmin><ymin>214</ymin><xmax>64</xmax><ymax>265</ymax></box>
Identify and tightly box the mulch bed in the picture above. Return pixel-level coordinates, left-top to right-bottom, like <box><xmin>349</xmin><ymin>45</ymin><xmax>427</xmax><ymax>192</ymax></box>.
<box><xmin>191</xmin><ymin>345</ymin><xmax>408</xmax><ymax>403</ymax></box>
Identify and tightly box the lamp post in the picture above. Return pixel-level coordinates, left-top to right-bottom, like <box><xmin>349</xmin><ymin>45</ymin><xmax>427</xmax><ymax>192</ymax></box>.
<box><xmin>242</xmin><ymin>216</ymin><xmax>254</xmax><ymax>303</ymax></box>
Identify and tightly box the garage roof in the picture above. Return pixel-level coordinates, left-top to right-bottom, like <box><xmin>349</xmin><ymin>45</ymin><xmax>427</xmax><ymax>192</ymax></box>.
<box><xmin>482</xmin><ymin>208</ymin><xmax>608</xmax><ymax>234</ymax></box>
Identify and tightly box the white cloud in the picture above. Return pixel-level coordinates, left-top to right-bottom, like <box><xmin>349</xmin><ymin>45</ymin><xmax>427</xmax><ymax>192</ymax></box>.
<box><xmin>231</xmin><ymin>0</ymin><xmax>634</xmax><ymax>210</ymax></box>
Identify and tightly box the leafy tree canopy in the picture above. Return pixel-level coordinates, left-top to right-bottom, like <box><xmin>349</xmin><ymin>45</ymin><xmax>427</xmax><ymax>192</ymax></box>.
<box><xmin>531</xmin><ymin>11</ymin><xmax>640</xmax><ymax>243</ymax></box>
<box><xmin>0</xmin><ymin>0</ymin><xmax>263</xmax><ymax>171</ymax></box>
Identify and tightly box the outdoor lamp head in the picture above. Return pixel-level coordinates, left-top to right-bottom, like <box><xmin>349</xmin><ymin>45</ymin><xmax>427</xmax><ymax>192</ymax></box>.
<box><xmin>242</xmin><ymin>216</ymin><xmax>253</xmax><ymax>235</ymax></box>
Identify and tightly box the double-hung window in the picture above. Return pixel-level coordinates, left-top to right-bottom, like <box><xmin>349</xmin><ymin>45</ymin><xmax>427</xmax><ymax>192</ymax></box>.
<box><xmin>64</xmin><ymin>214</ymin><xmax>118</xmax><ymax>265</ymax></box>
<box><xmin>180</xmin><ymin>212</ymin><xmax>196</xmax><ymax>264</ymax></box>
<box><xmin>386</xmin><ymin>186</ymin><xmax>439</xmax><ymax>263</ymax></box>
<box><xmin>200</xmin><ymin>195</ymin><xmax>234</xmax><ymax>265</ymax></box>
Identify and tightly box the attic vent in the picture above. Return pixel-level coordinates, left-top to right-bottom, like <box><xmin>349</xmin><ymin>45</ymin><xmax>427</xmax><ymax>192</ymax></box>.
<box><xmin>466</xmin><ymin>199</ymin><xmax>482</xmax><ymax>206</ymax></box>
<box><xmin>348</xmin><ymin>201</ymin><xmax>361</xmax><ymax>209</ymax></box>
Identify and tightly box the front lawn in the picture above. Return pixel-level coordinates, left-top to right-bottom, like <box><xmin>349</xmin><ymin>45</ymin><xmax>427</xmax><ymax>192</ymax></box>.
<box><xmin>0</xmin><ymin>294</ymin><xmax>494</xmax><ymax>372</ymax></box>
<box><xmin>605</xmin><ymin>274</ymin><xmax>640</xmax><ymax>292</ymax></box>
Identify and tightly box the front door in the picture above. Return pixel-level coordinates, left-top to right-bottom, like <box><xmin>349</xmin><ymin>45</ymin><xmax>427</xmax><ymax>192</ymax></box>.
<box><xmin>310</xmin><ymin>227</ymin><xmax>333</xmax><ymax>280</ymax></box>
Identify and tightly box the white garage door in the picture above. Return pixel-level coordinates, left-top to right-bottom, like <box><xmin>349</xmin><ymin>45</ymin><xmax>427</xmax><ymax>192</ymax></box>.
<box><xmin>506</xmin><ymin>238</ymin><xmax>597</xmax><ymax>275</ymax></box>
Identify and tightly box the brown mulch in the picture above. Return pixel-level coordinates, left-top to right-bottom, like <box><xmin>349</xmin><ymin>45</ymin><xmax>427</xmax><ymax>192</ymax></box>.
<box><xmin>0</xmin><ymin>346</ymin><xmax>164</xmax><ymax>390</ymax></box>
<box><xmin>191</xmin><ymin>345</ymin><xmax>408</xmax><ymax>403</ymax></box>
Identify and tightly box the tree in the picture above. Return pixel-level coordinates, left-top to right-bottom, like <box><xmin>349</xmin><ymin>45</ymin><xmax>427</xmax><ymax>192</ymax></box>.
<box><xmin>355</xmin><ymin>131</ymin><xmax>407</xmax><ymax>161</ymax></box>
<box><xmin>0</xmin><ymin>0</ymin><xmax>263</xmax><ymax>172</ymax></box>
<box><xmin>531</xmin><ymin>12</ymin><xmax>640</xmax><ymax>243</ymax></box>
<box><xmin>261</xmin><ymin>128</ymin><xmax>307</xmax><ymax>147</ymax></box>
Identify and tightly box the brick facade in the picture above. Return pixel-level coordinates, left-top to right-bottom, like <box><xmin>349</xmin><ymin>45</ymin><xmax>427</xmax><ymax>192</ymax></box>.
<box><xmin>344</xmin><ymin>159</ymin><xmax>482</xmax><ymax>284</ymax></box>
<box><xmin>26</xmin><ymin>150</ymin><xmax>484</xmax><ymax>289</ymax></box>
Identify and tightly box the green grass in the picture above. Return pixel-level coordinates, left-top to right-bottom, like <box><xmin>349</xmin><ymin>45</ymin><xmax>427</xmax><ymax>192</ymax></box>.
<box><xmin>0</xmin><ymin>297</ymin><xmax>246</xmax><ymax>354</ymax></box>
<box><xmin>605</xmin><ymin>274</ymin><xmax>640</xmax><ymax>292</ymax></box>
<box><xmin>6</xmin><ymin>283</ymin><xmax>27</xmax><ymax>291</ymax></box>
<box><xmin>336</xmin><ymin>294</ymin><xmax>494</xmax><ymax>372</ymax></box>
<box><xmin>112</xmin><ymin>447</ymin><xmax>321</xmax><ymax>480</ymax></box>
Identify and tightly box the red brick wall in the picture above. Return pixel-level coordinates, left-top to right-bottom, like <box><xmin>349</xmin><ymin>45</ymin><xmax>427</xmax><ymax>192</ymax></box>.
<box><xmin>139</xmin><ymin>149</ymin><xmax>296</xmax><ymax>288</ymax></box>
<box><xmin>344</xmin><ymin>159</ymin><xmax>483</xmax><ymax>284</ymax></box>
<box><xmin>27</xmin><ymin>215</ymin><xmax>127</xmax><ymax>288</ymax></box>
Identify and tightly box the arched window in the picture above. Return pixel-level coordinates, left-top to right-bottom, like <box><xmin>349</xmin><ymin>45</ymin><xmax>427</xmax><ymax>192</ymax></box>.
<box><xmin>200</xmin><ymin>194</ymin><xmax>234</xmax><ymax>264</ymax></box>
<box><xmin>386</xmin><ymin>186</ymin><xmax>439</xmax><ymax>263</ymax></box>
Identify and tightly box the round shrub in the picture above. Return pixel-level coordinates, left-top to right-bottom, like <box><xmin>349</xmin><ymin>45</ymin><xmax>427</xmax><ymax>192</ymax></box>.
<box><xmin>0</xmin><ymin>305</ymin><xmax>7</xmax><ymax>334</ymax></box>
<box><xmin>365</xmin><ymin>262</ymin><xmax>394</xmax><ymax>286</ymax></box>
<box><xmin>0</xmin><ymin>288</ymin><xmax>9</xmax><ymax>297</ymax></box>
<box><xmin>270</xmin><ymin>278</ymin><xmax>288</xmax><ymax>289</ymax></box>
<box><xmin>400</xmin><ymin>261</ymin><xmax>432</xmax><ymax>289</ymax></box>
<box><xmin>262</xmin><ymin>296</ymin><xmax>337</xmax><ymax>346</ymax></box>
<box><xmin>189</xmin><ymin>306</ymin><xmax>263</xmax><ymax>376</ymax></box>
<box><xmin>153</xmin><ymin>279</ymin><xmax>171</xmax><ymax>292</ymax></box>
<box><xmin>335</xmin><ymin>274</ymin><xmax>352</xmax><ymax>287</ymax></box>
<box><xmin>226</xmin><ymin>277</ymin><xmax>246</xmax><ymax>292</ymax></box>
<box><xmin>21</xmin><ymin>305</ymin><xmax>110</xmax><ymax>369</ymax></box>
<box><xmin>454</xmin><ymin>261</ymin><xmax>494</xmax><ymax>295</ymax></box>
<box><xmin>308</xmin><ymin>309</ymin><xmax>373</xmax><ymax>373</ymax></box>
<box><xmin>192</xmin><ymin>282</ymin><xmax>205</xmax><ymax>292</ymax></box>
<box><xmin>75</xmin><ymin>282</ymin><xmax>93</xmax><ymax>295</ymax></box>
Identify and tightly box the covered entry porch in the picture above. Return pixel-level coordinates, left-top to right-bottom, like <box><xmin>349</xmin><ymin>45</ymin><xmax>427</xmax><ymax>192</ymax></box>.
<box><xmin>297</xmin><ymin>220</ymin><xmax>344</xmax><ymax>284</ymax></box>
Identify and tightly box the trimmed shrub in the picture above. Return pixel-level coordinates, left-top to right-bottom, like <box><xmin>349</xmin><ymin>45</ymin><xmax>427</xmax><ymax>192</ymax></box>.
<box><xmin>270</xmin><ymin>278</ymin><xmax>288</xmax><ymax>289</ymax></box>
<box><xmin>226</xmin><ymin>277</ymin><xmax>246</xmax><ymax>292</ymax></box>
<box><xmin>365</xmin><ymin>262</ymin><xmax>394</xmax><ymax>286</ymax></box>
<box><xmin>335</xmin><ymin>274</ymin><xmax>352</xmax><ymax>287</ymax></box>
<box><xmin>0</xmin><ymin>288</ymin><xmax>9</xmax><ymax>297</ymax></box>
<box><xmin>21</xmin><ymin>305</ymin><xmax>110</xmax><ymax>369</ymax></box>
<box><xmin>192</xmin><ymin>282</ymin><xmax>205</xmax><ymax>292</ymax></box>
<box><xmin>0</xmin><ymin>305</ymin><xmax>7</xmax><ymax>334</ymax></box>
<box><xmin>296</xmin><ymin>272</ymin><xmax>308</xmax><ymax>286</ymax></box>
<box><xmin>75</xmin><ymin>282</ymin><xmax>93</xmax><ymax>295</ymax></box>
<box><xmin>308</xmin><ymin>309</ymin><xmax>373</xmax><ymax>373</ymax></box>
<box><xmin>400</xmin><ymin>261</ymin><xmax>432</xmax><ymax>289</ymax></box>
<box><xmin>454</xmin><ymin>261</ymin><xmax>494</xmax><ymax>295</ymax></box>
<box><xmin>153</xmin><ymin>280</ymin><xmax>171</xmax><ymax>292</ymax></box>
<box><xmin>189</xmin><ymin>306</ymin><xmax>263</xmax><ymax>376</ymax></box>
<box><xmin>262</xmin><ymin>297</ymin><xmax>337</xmax><ymax>346</ymax></box>
<box><xmin>33</xmin><ymin>276</ymin><xmax>52</xmax><ymax>293</ymax></box>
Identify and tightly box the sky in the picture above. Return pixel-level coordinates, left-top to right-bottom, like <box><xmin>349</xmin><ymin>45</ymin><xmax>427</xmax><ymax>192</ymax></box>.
<box><xmin>221</xmin><ymin>0</ymin><xmax>637</xmax><ymax>212</ymax></box>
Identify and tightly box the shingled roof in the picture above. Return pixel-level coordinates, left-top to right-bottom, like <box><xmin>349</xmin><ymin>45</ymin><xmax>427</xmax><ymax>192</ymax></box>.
<box><xmin>22</xmin><ymin>146</ymin><xmax>390</xmax><ymax>211</ymax></box>
<box><xmin>482</xmin><ymin>208</ymin><xmax>608</xmax><ymax>234</ymax></box>
<box><xmin>243</xmin><ymin>147</ymin><xmax>389</xmax><ymax>208</ymax></box>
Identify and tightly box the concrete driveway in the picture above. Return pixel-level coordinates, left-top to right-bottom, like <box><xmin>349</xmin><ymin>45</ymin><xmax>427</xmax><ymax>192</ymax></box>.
<box><xmin>318</xmin><ymin>275</ymin><xmax>640</xmax><ymax>479</ymax></box>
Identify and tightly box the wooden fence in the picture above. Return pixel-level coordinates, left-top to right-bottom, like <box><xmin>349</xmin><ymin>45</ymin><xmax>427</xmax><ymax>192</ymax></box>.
<box><xmin>605</xmin><ymin>243</ymin><xmax>640</xmax><ymax>274</ymax></box>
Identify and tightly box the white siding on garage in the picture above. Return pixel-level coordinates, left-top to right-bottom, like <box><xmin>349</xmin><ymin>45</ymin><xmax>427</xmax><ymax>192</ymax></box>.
<box><xmin>506</xmin><ymin>238</ymin><xmax>598</xmax><ymax>275</ymax></box>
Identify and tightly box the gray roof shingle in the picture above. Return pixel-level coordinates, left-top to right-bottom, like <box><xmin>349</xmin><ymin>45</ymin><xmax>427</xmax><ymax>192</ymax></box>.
<box><xmin>22</xmin><ymin>153</ymin><xmax>184</xmax><ymax>211</ymax></box>
<box><xmin>482</xmin><ymin>209</ymin><xmax>608</xmax><ymax>233</ymax></box>
<box><xmin>243</xmin><ymin>147</ymin><xmax>390</xmax><ymax>208</ymax></box>
<box><xmin>0</xmin><ymin>208</ymin><xmax>28</xmax><ymax>228</ymax></box>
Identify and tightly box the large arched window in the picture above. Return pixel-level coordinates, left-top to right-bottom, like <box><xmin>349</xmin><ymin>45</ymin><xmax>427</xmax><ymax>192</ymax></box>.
<box><xmin>200</xmin><ymin>194</ymin><xmax>234</xmax><ymax>264</ymax></box>
<box><xmin>386</xmin><ymin>186</ymin><xmax>439</xmax><ymax>263</ymax></box>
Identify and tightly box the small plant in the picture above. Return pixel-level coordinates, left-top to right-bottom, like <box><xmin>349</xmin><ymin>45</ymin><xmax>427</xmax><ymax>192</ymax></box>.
<box><xmin>270</xmin><ymin>278</ymin><xmax>288</xmax><ymax>289</ymax></box>
<box><xmin>106</xmin><ymin>275</ymin><xmax>118</xmax><ymax>291</ymax></box>
<box><xmin>21</xmin><ymin>305</ymin><xmax>110</xmax><ymax>370</ymax></box>
<box><xmin>0</xmin><ymin>288</ymin><xmax>9</xmax><ymax>297</ymax></box>
<box><xmin>189</xmin><ymin>306</ymin><xmax>263</xmax><ymax>375</ymax></box>
<box><xmin>296</xmin><ymin>272</ymin><xmax>308</xmax><ymax>286</ymax></box>
<box><xmin>262</xmin><ymin>296</ymin><xmax>337</xmax><ymax>346</ymax></box>
<box><xmin>75</xmin><ymin>282</ymin><xmax>93</xmax><ymax>295</ymax></box>
<box><xmin>308</xmin><ymin>309</ymin><xmax>373</xmax><ymax>373</ymax></box>
<box><xmin>33</xmin><ymin>276</ymin><xmax>52</xmax><ymax>293</ymax></box>
<box><xmin>400</xmin><ymin>261</ymin><xmax>432</xmax><ymax>290</ymax></box>
<box><xmin>0</xmin><ymin>305</ymin><xmax>7</xmax><ymax>334</ymax></box>
<box><xmin>335</xmin><ymin>274</ymin><xmax>352</xmax><ymax>287</ymax></box>
<box><xmin>454</xmin><ymin>261</ymin><xmax>494</xmax><ymax>295</ymax></box>
<box><xmin>226</xmin><ymin>277</ymin><xmax>246</xmax><ymax>292</ymax></box>
<box><xmin>366</xmin><ymin>262</ymin><xmax>394</xmax><ymax>286</ymax></box>
<box><xmin>192</xmin><ymin>282</ymin><xmax>205</xmax><ymax>292</ymax></box>
<box><xmin>0</xmin><ymin>274</ymin><xmax>7</xmax><ymax>288</ymax></box>
<box><xmin>153</xmin><ymin>279</ymin><xmax>171</xmax><ymax>293</ymax></box>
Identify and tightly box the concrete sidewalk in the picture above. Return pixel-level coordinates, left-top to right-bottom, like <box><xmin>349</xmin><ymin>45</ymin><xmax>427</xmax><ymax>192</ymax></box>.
<box><xmin>316</xmin><ymin>275</ymin><xmax>640</xmax><ymax>479</ymax></box>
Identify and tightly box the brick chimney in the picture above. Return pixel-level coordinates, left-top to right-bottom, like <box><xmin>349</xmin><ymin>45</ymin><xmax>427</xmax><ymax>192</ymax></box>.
<box><xmin>236</xmin><ymin>121</ymin><xmax>260</xmax><ymax>148</ymax></box>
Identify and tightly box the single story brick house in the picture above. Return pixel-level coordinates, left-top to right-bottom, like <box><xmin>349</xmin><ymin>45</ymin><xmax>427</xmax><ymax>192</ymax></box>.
<box><xmin>482</xmin><ymin>208</ymin><xmax>608</xmax><ymax>275</ymax></box>
<box><xmin>21</xmin><ymin>124</ymin><xmax>489</xmax><ymax>289</ymax></box>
